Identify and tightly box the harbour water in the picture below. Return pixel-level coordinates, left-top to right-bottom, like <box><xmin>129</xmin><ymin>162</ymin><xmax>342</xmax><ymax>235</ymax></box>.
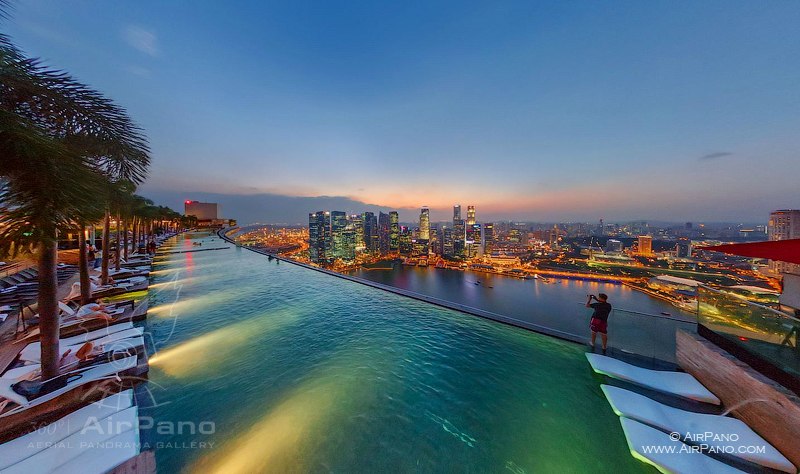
<box><xmin>139</xmin><ymin>232</ymin><xmax>652</xmax><ymax>472</ymax></box>
<box><xmin>352</xmin><ymin>264</ymin><xmax>696</xmax><ymax>362</ymax></box>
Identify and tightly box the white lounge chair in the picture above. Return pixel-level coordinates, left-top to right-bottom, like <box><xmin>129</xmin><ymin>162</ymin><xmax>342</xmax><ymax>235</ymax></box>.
<box><xmin>620</xmin><ymin>417</ymin><xmax>744</xmax><ymax>473</ymax></box>
<box><xmin>2</xmin><ymin>405</ymin><xmax>138</xmax><ymax>474</ymax></box>
<box><xmin>19</xmin><ymin>323</ymin><xmax>138</xmax><ymax>362</ymax></box>
<box><xmin>586</xmin><ymin>353</ymin><xmax>721</xmax><ymax>405</ymax></box>
<box><xmin>0</xmin><ymin>390</ymin><xmax>133</xmax><ymax>470</ymax></box>
<box><xmin>0</xmin><ymin>355</ymin><xmax>137</xmax><ymax>418</ymax></box>
<box><xmin>54</xmin><ymin>424</ymin><xmax>139</xmax><ymax>474</ymax></box>
<box><xmin>602</xmin><ymin>385</ymin><xmax>795</xmax><ymax>473</ymax></box>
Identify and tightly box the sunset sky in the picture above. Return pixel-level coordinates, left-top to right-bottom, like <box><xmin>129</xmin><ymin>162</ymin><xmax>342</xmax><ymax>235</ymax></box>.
<box><xmin>5</xmin><ymin>1</ymin><xmax>800</xmax><ymax>223</ymax></box>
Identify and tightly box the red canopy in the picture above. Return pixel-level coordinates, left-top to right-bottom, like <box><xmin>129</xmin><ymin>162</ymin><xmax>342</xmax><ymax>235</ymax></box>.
<box><xmin>699</xmin><ymin>239</ymin><xmax>800</xmax><ymax>264</ymax></box>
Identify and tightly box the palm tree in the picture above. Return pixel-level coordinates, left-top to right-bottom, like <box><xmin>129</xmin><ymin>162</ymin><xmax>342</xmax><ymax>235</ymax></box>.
<box><xmin>0</xmin><ymin>10</ymin><xmax>150</xmax><ymax>378</ymax></box>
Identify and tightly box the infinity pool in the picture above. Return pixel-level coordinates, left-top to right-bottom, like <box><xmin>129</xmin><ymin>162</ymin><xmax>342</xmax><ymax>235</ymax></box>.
<box><xmin>137</xmin><ymin>231</ymin><xmax>649</xmax><ymax>472</ymax></box>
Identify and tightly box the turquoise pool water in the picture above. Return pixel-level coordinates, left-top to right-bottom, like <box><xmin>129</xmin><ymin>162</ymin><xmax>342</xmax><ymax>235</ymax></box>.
<box><xmin>138</xmin><ymin>232</ymin><xmax>650</xmax><ymax>473</ymax></box>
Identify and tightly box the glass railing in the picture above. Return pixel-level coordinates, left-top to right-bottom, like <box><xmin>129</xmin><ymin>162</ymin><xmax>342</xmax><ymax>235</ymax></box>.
<box><xmin>606</xmin><ymin>307</ymin><xmax>697</xmax><ymax>366</ymax></box>
<box><xmin>697</xmin><ymin>286</ymin><xmax>800</xmax><ymax>381</ymax></box>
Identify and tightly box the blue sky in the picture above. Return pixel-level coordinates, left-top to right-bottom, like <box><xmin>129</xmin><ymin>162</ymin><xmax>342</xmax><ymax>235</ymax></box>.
<box><xmin>5</xmin><ymin>1</ymin><xmax>800</xmax><ymax>224</ymax></box>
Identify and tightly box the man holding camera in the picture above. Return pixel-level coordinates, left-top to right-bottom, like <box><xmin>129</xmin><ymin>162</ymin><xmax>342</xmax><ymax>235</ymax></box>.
<box><xmin>586</xmin><ymin>293</ymin><xmax>611</xmax><ymax>353</ymax></box>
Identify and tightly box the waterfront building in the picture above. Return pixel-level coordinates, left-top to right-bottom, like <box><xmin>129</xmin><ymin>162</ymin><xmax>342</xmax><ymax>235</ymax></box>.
<box><xmin>466</xmin><ymin>223</ymin><xmax>482</xmax><ymax>258</ymax></box>
<box><xmin>453</xmin><ymin>219</ymin><xmax>466</xmax><ymax>257</ymax></box>
<box><xmin>341</xmin><ymin>224</ymin><xmax>356</xmax><ymax>261</ymax></box>
<box><xmin>483</xmin><ymin>223</ymin><xmax>495</xmax><ymax>254</ymax></box>
<box><xmin>419</xmin><ymin>206</ymin><xmax>430</xmax><ymax>240</ymax></box>
<box><xmin>605</xmin><ymin>239</ymin><xmax>624</xmax><ymax>253</ymax></box>
<box><xmin>637</xmin><ymin>235</ymin><xmax>653</xmax><ymax>256</ymax></box>
<box><xmin>363</xmin><ymin>212</ymin><xmax>379</xmax><ymax>253</ymax></box>
<box><xmin>184</xmin><ymin>200</ymin><xmax>225</xmax><ymax>227</ymax></box>
<box><xmin>330</xmin><ymin>211</ymin><xmax>348</xmax><ymax>260</ymax></box>
<box><xmin>378</xmin><ymin>212</ymin><xmax>391</xmax><ymax>255</ymax></box>
<box><xmin>768</xmin><ymin>209</ymin><xmax>800</xmax><ymax>275</ymax></box>
<box><xmin>308</xmin><ymin>211</ymin><xmax>331</xmax><ymax>264</ymax></box>
<box><xmin>413</xmin><ymin>239</ymin><xmax>429</xmax><ymax>257</ymax></box>
<box><xmin>389</xmin><ymin>211</ymin><xmax>399</xmax><ymax>252</ymax></box>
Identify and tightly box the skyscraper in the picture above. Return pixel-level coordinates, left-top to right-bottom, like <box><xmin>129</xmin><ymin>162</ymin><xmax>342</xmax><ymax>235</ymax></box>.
<box><xmin>466</xmin><ymin>205</ymin><xmax>476</xmax><ymax>225</ymax></box>
<box><xmin>638</xmin><ymin>235</ymin><xmax>653</xmax><ymax>256</ymax></box>
<box><xmin>308</xmin><ymin>211</ymin><xmax>331</xmax><ymax>264</ymax></box>
<box><xmin>442</xmin><ymin>226</ymin><xmax>454</xmax><ymax>257</ymax></box>
<box><xmin>453</xmin><ymin>204</ymin><xmax>465</xmax><ymax>258</ymax></box>
<box><xmin>419</xmin><ymin>207</ymin><xmax>430</xmax><ymax>240</ymax></box>
<box><xmin>768</xmin><ymin>210</ymin><xmax>800</xmax><ymax>275</ymax></box>
<box><xmin>389</xmin><ymin>211</ymin><xmax>399</xmax><ymax>252</ymax></box>
<box><xmin>378</xmin><ymin>212</ymin><xmax>390</xmax><ymax>255</ymax></box>
<box><xmin>483</xmin><ymin>223</ymin><xmax>495</xmax><ymax>255</ymax></box>
<box><xmin>349</xmin><ymin>214</ymin><xmax>365</xmax><ymax>253</ymax></box>
<box><xmin>363</xmin><ymin>212</ymin><xmax>379</xmax><ymax>253</ymax></box>
<box><xmin>330</xmin><ymin>211</ymin><xmax>348</xmax><ymax>260</ymax></box>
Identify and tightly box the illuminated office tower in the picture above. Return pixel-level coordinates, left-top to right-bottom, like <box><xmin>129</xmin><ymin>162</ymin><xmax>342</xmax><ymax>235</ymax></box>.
<box><xmin>341</xmin><ymin>224</ymin><xmax>356</xmax><ymax>262</ymax></box>
<box><xmin>638</xmin><ymin>235</ymin><xmax>653</xmax><ymax>256</ymax></box>
<box><xmin>398</xmin><ymin>226</ymin><xmax>412</xmax><ymax>255</ymax></box>
<box><xmin>453</xmin><ymin>204</ymin><xmax>461</xmax><ymax>222</ymax></box>
<box><xmin>350</xmin><ymin>214</ymin><xmax>365</xmax><ymax>253</ymax></box>
<box><xmin>330</xmin><ymin>211</ymin><xmax>348</xmax><ymax>260</ymax></box>
<box><xmin>483</xmin><ymin>223</ymin><xmax>495</xmax><ymax>255</ymax></box>
<box><xmin>308</xmin><ymin>211</ymin><xmax>331</xmax><ymax>264</ymax></box>
<box><xmin>466</xmin><ymin>205</ymin><xmax>476</xmax><ymax>225</ymax></box>
<box><xmin>442</xmin><ymin>226</ymin><xmax>454</xmax><ymax>257</ymax></box>
<box><xmin>389</xmin><ymin>211</ymin><xmax>399</xmax><ymax>252</ymax></box>
<box><xmin>419</xmin><ymin>207</ymin><xmax>430</xmax><ymax>240</ymax></box>
<box><xmin>465</xmin><ymin>223</ymin><xmax>481</xmax><ymax>257</ymax></box>
<box><xmin>378</xmin><ymin>212</ymin><xmax>391</xmax><ymax>255</ymax></box>
<box><xmin>363</xmin><ymin>212</ymin><xmax>379</xmax><ymax>253</ymax></box>
<box><xmin>768</xmin><ymin>210</ymin><xmax>800</xmax><ymax>275</ymax></box>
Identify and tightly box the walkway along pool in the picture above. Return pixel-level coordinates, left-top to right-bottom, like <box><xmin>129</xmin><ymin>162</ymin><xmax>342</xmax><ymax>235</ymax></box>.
<box><xmin>138</xmin><ymin>231</ymin><xmax>652</xmax><ymax>472</ymax></box>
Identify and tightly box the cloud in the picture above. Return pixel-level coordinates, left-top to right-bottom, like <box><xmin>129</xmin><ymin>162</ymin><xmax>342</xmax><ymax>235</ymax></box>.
<box><xmin>123</xmin><ymin>25</ymin><xmax>158</xmax><ymax>56</ymax></box>
<box><xmin>698</xmin><ymin>151</ymin><xmax>733</xmax><ymax>161</ymax></box>
<box><xmin>125</xmin><ymin>65</ymin><xmax>151</xmax><ymax>77</ymax></box>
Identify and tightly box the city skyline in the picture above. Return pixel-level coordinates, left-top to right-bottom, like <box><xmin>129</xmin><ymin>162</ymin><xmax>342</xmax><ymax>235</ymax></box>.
<box><xmin>6</xmin><ymin>1</ymin><xmax>800</xmax><ymax>222</ymax></box>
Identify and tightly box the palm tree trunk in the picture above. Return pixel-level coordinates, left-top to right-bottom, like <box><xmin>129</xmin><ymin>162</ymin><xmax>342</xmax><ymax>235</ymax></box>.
<box><xmin>101</xmin><ymin>209</ymin><xmax>111</xmax><ymax>285</ymax></box>
<box><xmin>123</xmin><ymin>218</ymin><xmax>129</xmax><ymax>261</ymax></box>
<box><xmin>115</xmin><ymin>212</ymin><xmax>122</xmax><ymax>271</ymax></box>
<box><xmin>38</xmin><ymin>236</ymin><xmax>61</xmax><ymax>379</ymax></box>
<box><xmin>131</xmin><ymin>218</ymin><xmax>137</xmax><ymax>255</ymax></box>
<box><xmin>78</xmin><ymin>225</ymin><xmax>92</xmax><ymax>305</ymax></box>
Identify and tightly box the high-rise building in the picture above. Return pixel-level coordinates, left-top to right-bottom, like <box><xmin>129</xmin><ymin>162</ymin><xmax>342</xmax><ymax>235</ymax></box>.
<box><xmin>389</xmin><ymin>211</ymin><xmax>399</xmax><ymax>252</ymax></box>
<box><xmin>638</xmin><ymin>235</ymin><xmax>653</xmax><ymax>256</ymax></box>
<box><xmin>398</xmin><ymin>226</ymin><xmax>412</xmax><ymax>255</ymax></box>
<box><xmin>350</xmin><ymin>214</ymin><xmax>365</xmax><ymax>253</ymax></box>
<box><xmin>308</xmin><ymin>211</ymin><xmax>331</xmax><ymax>264</ymax></box>
<box><xmin>466</xmin><ymin>205</ymin><xmax>476</xmax><ymax>225</ymax></box>
<box><xmin>330</xmin><ymin>211</ymin><xmax>348</xmax><ymax>260</ymax></box>
<box><xmin>452</xmin><ymin>204</ymin><xmax>465</xmax><ymax>258</ymax></box>
<box><xmin>483</xmin><ymin>223</ymin><xmax>495</xmax><ymax>255</ymax></box>
<box><xmin>419</xmin><ymin>207</ymin><xmax>430</xmax><ymax>241</ymax></box>
<box><xmin>453</xmin><ymin>204</ymin><xmax>461</xmax><ymax>222</ymax></box>
<box><xmin>768</xmin><ymin>210</ymin><xmax>800</xmax><ymax>275</ymax></box>
<box><xmin>363</xmin><ymin>212</ymin><xmax>378</xmax><ymax>253</ymax></box>
<box><xmin>675</xmin><ymin>238</ymin><xmax>692</xmax><ymax>258</ymax></box>
<box><xmin>465</xmin><ymin>223</ymin><xmax>482</xmax><ymax>257</ymax></box>
<box><xmin>378</xmin><ymin>212</ymin><xmax>391</xmax><ymax>255</ymax></box>
<box><xmin>442</xmin><ymin>226</ymin><xmax>454</xmax><ymax>257</ymax></box>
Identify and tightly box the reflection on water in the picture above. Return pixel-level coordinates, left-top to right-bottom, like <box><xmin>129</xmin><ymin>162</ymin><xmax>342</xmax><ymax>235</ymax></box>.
<box><xmin>191</xmin><ymin>358</ymin><xmax>375</xmax><ymax>473</ymax></box>
<box><xmin>426</xmin><ymin>411</ymin><xmax>477</xmax><ymax>447</ymax></box>
<box><xmin>149</xmin><ymin>308</ymin><xmax>301</xmax><ymax>378</ymax></box>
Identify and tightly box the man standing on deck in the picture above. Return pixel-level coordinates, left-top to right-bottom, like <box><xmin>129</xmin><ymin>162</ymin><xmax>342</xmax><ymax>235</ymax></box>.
<box><xmin>586</xmin><ymin>293</ymin><xmax>611</xmax><ymax>353</ymax></box>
